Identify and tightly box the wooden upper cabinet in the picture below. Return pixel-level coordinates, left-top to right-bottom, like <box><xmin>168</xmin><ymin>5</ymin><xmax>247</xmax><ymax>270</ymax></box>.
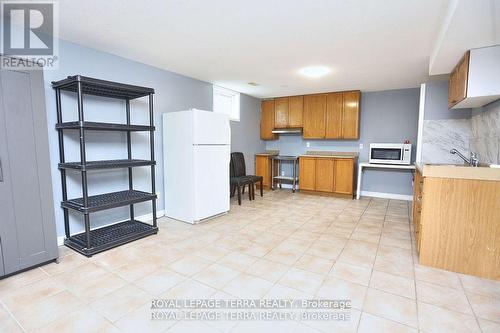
<box><xmin>288</xmin><ymin>95</ymin><xmax>303</xmax><ymax>127</ymax></box>
<box><xmin>315</xmin><ymin>158</ymin><xmax>334</xmax><ymax>192</ymax></box>
<box><xmin>299</xmin><ymin>157</ymin><xmax>316</xmax><ymax>191</ymax></box>
<box><xmin>333</xmin><ymin>159</ymin><xmax>354</xmax><ymax>194</ymax></box>
<box><xmin>325</xmin><ymin>92</ymin><xmax>343</xmax><ymax>139</ymax></box>
<box><xmin>261</xmin><ymin>90</ymin><xmax>359</xmax><ymax>140</ymax></box>
<box><xmin>448</xmin><ymin>51</ymin><xmax>470</xmax><ymax>108</ymax></box>
<box><xmin>303</xmin><ymin>94</ymin><xmax>327</xmax><ymax>139</ymax></box>
<box><xmin>274</xmin><ymin>97</ymin><xmax>289</xmax><ymax>128</ymax></box>
<box><xmin>260</xmin><ymin>100</ymin><xmax>276</xmax><ymax>140</ymax></box>
<box><xmin>342</xmin><ymin>91</ymin><xmax>361</xmax><ymax>139</ymax></box>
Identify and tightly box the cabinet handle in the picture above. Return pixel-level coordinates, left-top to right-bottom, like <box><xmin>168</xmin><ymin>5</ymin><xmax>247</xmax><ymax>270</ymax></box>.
<box><xmin>0</xmin><ymin>157</ymin><xmax>3</xmax><ymax>182</ymax></box>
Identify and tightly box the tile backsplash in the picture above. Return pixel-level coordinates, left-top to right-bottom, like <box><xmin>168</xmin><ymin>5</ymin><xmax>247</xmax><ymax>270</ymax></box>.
<box><xmin>422</xmin><ymin>119</ymin><xmax>471</xmax><ymax>164</ymax></box>
<box><xmin>470</xmin><ymin>100</ymin><xmax>500</xmax><ymax>164</ymax></box>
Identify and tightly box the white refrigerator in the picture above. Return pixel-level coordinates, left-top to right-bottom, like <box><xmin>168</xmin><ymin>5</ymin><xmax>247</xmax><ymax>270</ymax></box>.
<box><xmin>163</xmin><ymin>109</ymin><xmax>231</xmax><ymax>223</ymax></box>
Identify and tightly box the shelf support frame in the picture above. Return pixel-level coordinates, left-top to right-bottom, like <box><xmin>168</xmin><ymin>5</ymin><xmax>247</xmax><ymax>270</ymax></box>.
<box><xmin>149</xmin><ymin>93</ymin><xmax>157</xmax><ymax>227</ymax></box>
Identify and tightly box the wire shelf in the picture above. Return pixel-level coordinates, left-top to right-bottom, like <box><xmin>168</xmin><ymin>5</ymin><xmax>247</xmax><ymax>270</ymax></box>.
<box><xmin>65</xmin><ymin>220</ymin><xmax>158</xmax><ymax>257</ymax></box>
<box><xmin>62</xmin><ymin>190</ymin><xmax>156</xmax><ymax>213</ymax></box>
<box><xmin>59</xmin><ymin>159</ymin><xmax>155</xmax><ymax>171</ymax></box>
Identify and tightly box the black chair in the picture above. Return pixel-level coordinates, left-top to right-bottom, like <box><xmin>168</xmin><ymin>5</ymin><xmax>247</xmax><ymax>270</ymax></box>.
<box><xmin>231</xmin><ymin>152</ymin><xmax>263</xmax><ymax>199</ymax></box>
<box><xmin>230</xmin><ymin>158</ymin><xmax>253</xmax><ymax>205</ymax></box>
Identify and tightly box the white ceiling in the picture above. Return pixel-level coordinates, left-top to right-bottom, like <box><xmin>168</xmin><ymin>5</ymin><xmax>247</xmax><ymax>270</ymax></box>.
<box><xmin>429</xmin><ymin>0</ymin><xmax>500</xmax><ymax>75</ymax></box>
<box><xmin>57</xmin><ymin>0</ymin><xmax>466</xmax><ymax>97</ymax></box>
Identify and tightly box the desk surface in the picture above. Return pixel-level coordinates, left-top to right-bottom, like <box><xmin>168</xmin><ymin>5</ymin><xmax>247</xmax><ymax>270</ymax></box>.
<box><xmin>359</xmin><ymin>162</ymin><xmax>416</xmax><ymax>170</ymax></box>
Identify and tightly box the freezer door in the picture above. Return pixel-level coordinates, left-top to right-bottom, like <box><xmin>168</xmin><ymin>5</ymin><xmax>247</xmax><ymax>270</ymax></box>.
<box><xmin>193</xmin><ymin>145</ymin><xmax>230</xmax><ymax>221</ymax></box>
<box><xmin>192</xmin><ymin>110</ymin><xmax>230</xmax><ymax>145</ymax></box>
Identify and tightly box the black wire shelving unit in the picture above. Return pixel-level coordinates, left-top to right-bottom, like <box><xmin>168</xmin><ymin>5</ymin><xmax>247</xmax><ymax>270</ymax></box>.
<box><xmin>53</xmin><ymin>75</ymin><xmax>158</xmax><ymax>257</ymax></box>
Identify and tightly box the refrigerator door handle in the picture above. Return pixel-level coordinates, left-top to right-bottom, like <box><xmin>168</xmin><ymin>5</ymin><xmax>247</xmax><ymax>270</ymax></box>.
<box><xmin>0</xmin><ymin>157</ymin><xmax>3</xmax><ymax>182</ymax></box>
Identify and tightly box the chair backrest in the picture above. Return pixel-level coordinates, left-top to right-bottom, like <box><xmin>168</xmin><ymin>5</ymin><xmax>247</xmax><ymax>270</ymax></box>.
<box><xmin>229</xmin><ymin>157</ymin><xmax>235</xmax><ymax>178</ymax></box>
<box><xmin>231</xmin><ymin>152</ymin><xmax>247</xmax><ymax>177</ymax></box>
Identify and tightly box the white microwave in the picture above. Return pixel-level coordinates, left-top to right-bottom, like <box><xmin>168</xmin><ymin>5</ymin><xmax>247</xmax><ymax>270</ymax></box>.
<box><xmin>369</xmin><ymin>143</ymin><xmax>412</xmax><ymax>165</ymax></box>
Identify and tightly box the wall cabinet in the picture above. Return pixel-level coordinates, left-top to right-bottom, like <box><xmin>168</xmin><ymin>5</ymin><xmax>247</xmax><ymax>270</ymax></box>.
<box><xmin>289</xmin><ymin>96</ymin><xmax>303</xmax><ymax>127</ymax></box>
<box><xmin>274</xmin><ymin>96</ymin><xmax>304</xmax><ymax>129</ymax></box>
<box><xmin>303</xmin><ymin>91</ymin><xmax>360</xmax><ymax>140</ymax></box>
<box><xmin>448</xmin><ymin>51</ymin><xmax>469</xmax><ymax>108</ymax></box>
<box><xmin>260</xmin><ymin>90</ymin><xmax>360</xmax><ymax>140</ymax></box>
<box><xmin>260</xmin><ymin>100</ymin><xmax>277</xmax><ymax>140</ymax></box>
<box><xmin>298</xmin><ymin>156</ymin><xmax>355</xmax><ymax>196</ymax></box>
<box><xmin>274</xmin><ymin>97</ymin><xmax>289</xmax><ymax>128</ymax></box>
<box><xmin>448</xmin><ymin>46</ymin><xmax>500</xmax><ymax>109</ymax></box>
<box><xmin>303</xmin><ymin>94</ymin><xmax>327</xmax><ymax>138</ymax></box>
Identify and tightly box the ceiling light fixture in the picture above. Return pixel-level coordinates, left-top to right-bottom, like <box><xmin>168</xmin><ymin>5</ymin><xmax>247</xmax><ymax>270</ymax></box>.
<box><xmin>298</xmin><ymin>66</ymin><xmax>330</xmax><ymax>78</ymax></box>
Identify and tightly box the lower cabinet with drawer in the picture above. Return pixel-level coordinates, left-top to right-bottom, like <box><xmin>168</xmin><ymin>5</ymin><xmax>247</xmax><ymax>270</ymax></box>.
<box><xmin>298</xmin><ymin>156</ymin><xmax>356</xmax><ymax>197</ymax></box>
<box><xmin>413</xmin><ymin>166</ymin><xmax>500</xmax><ymax>280</ymax></box>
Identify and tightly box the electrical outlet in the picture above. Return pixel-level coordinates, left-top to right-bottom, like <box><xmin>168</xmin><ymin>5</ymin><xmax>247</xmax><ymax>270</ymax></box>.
<box><xmin>306</xmin><ymin>142</ymin><xmax>310</xmax><ymax>148</ymax></box>
<box><xmin>359</xmin><ymin>143</ymin><xmax>364</xmax><ymax>149</ymax></box>
<box><xmin>281</xmin><ymin>170</ymin><xmax>285</xmax><ymax>176</ymax></box>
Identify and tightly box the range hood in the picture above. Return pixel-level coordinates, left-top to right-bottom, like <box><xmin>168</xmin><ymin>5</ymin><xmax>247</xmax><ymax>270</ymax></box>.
<box><xmin>271</xmin><ymin>127</ymin><xmax>302</xmax><ymax>134</ymax></box>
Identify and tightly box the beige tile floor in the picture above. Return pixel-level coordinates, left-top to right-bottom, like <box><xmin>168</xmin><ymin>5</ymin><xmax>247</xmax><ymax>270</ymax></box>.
<box><xmin>1</xmin><ymin>190</ymin><xmax>499</xmax><ymax>332</ymax></box>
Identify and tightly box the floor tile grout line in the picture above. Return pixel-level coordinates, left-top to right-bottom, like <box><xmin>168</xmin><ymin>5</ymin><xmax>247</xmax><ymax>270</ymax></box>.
<box><xmin>0</xmin><ymin>299</ymin><xmax>27</xmax><ymax>333</ymax></box>
<box><xmin>459</xmin><ymin>273</ymin><xmax>484</xmax><ymax>331</ymax></box>
<box><xmin>408</xmin><ymin>198</ymin><xmax>421</xmax><ymax>331</ymax></box>
<box><xmin>357</xmin><ymin>199</ymin><xmax>388</xmax><ymax>332</ymax></box>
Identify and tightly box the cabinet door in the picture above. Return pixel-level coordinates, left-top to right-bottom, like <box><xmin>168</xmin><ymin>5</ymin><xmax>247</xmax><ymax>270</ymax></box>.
<box><xmin>333</xmin><ymin>159</ymin><xmax>354</xmax><ymax>195</ymax></box>
<box><xmin>260</xmin><ymin>100</ymin><xmax>276</xmax><ymax>140</ymax></box>
<box><xmin>315</xmin><ymin>158</ymin><xmax>334</xmax><ymax>192</ymax></box>
<box><xmin>303</xmin><ymin>94</ymin><xmax>327</xmax><ymax>138</ymax></box>
<box><xmin>448</xmin><ymin>71</ymin><xmax>457</xmax><ymax>107</ymax></box>
<box><xmin>342</xmin><ymin>91</ymin><xmax>360</xmax><ymax>139</ymax></box>
<box><xmin>0</xmin><ymin>64</ymin><xmax>58</xmax><ymax>275</ymax></box>
<box><xmin>274</xmin><ymin>97</ymin><xmax>289</xmax><ymax>128</ymax></box>
<box><xmin>325</xmin><ymin>92</ymin><xmax>343</xmax><ymax>139</ymax></box>
<box><xmin>448</xmin><ymin>51</ymin><xmax>470</xmax><ymax>108</ymax></box>
<box><xmin>255</xmin><ymin>155</ymin><xmax>270</xmax><ymax>188</ymax></box>
<box><xmin>456</xmin><ymin>51</ymin><xmax>469</xmax><ymax>104</ymax></box>
<box><xmin>288</xmin><ymin>95</ymin><xmax>303</xmax><ymax>127</ymax></box>
<box><xmin>299</xmin><ymin>157</ymin><xmax>316</xmax><ymax>191</ymax></box>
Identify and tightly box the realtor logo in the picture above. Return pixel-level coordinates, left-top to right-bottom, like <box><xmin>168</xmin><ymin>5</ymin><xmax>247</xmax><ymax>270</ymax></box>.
<box><xmin>1</xmin><ymin>1</ymin><xmax>59</xmax><ymax>69</ymax></box>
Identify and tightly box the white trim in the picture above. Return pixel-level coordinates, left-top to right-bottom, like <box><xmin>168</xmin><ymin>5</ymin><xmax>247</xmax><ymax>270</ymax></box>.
<box><xmin>360</xmin><ymin>191</ymin><xmax>413</xmax><ymax>201</ymax></box>
<box><xmin>416</xmin><ymin>83</ymin><xmax>426</xmax><ymax>163</ymax></box>
<box><xmin>57</xmin><ymin>210</ymin><xmax>165</xmax><ymax>246</ymax></box>
<box><xmin>213</xmin><ymin>85</ymin><xmax>240</xmax><ymax>121</ymax></box>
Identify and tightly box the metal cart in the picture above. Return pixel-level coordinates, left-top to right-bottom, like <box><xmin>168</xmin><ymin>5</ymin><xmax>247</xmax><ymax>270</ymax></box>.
<box><xmin>271</xmin><ymin>155</ymin><xmax>299</xmax><ymax>192</ymax></box>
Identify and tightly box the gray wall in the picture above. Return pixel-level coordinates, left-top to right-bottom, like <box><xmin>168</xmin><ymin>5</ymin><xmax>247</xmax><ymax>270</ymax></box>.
<box><xmin>230</xmin><ymin>94</ymin><xmax>266</xmax><ymax>174</ymax></box>
<box><xmin>43</xmin><ymin>39</ymin><xmax>262</xmax><ymax>237</ymax></box>
<box><xmin>267</xmin><ymin>88</ymin><xmax>420</xmax><ymax>196</ymax></box>
<box><xmin>423</xmin><ymin>80</ymin><xmax>471</xmax><ymax>119</ymax></box>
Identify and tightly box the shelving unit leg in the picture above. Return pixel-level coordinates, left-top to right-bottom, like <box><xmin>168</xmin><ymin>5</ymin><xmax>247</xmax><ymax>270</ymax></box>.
<box><xmin>149</xmin><ymin>94</ymin><xmax>157</xmax><ymax>227</ymax></box>
<box><xmin>56</xmin><ymin>89</ymin><xmax>71</xmax><ymax>238</ymax></box>
<box><xmin>76</xmin><ymin>80</ymin><xmax>91</xmax><ymax>249</ymax></box>
<box><xmin>125</xmin><ymin>99</ymin><xmax>135</xmax><ymax>221</ymax></box>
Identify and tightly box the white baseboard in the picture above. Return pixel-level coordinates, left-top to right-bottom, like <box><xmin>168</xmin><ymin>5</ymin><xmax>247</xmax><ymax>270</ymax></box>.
<box><xmin>57</xmin><ymin>210</ymin><xmax>165</xmax><ymax>246</ymax></box>
<box><xmin>360</xmin><ymin>191</ymin><xmax>413</xmax><ymax>201</ymax></box>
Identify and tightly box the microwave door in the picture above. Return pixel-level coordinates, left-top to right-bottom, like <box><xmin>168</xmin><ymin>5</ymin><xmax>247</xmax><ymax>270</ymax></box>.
<box><xmin>371</xmin><ymin>148</ymin><xmax>402</xmax><ymax>162</ymax></box>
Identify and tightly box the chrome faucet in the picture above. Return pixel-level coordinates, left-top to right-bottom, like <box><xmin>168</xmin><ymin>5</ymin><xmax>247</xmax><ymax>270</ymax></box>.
<box><xmin>450</xmin><ymin>148</ymin><xmax>479</xmax><ymax>167</ymax></box>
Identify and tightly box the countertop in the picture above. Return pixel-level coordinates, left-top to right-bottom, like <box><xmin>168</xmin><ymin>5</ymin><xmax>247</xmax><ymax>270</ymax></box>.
<box><xmin>300</xmin><ymin>151</ymin><xmax>359</xmax><ymax>158</ymax></box>
<box><xmin>416</xmin><ymin>163</ymin><xmax>500</xmax><ymax>181</ymax></box>
<box><xmin>255</xmin><ymin>151</ymin><xmax>279</xmax><ymax>157</ymax></box>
